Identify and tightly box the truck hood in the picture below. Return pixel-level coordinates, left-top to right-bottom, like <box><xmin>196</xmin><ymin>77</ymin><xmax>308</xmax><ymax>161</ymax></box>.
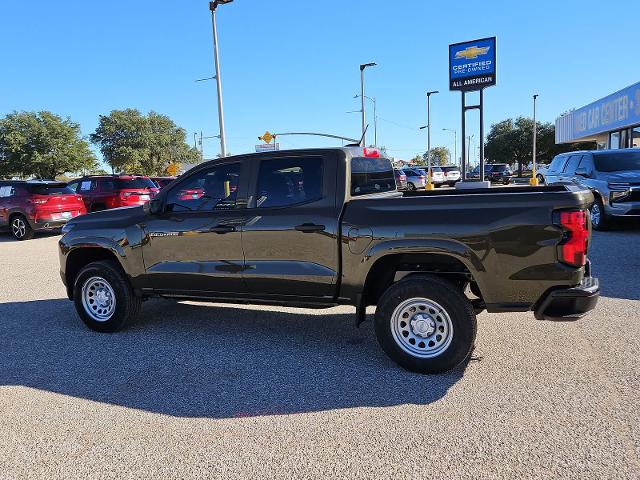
<box><xmin>67</xmin><ymin>205</ymin><xmax>147</xmax><ymax>230</ymax></box>
<box><xmin>602</xmin><ymin>170</ymin><xmax>640</xmax><ymax>185</ymax></box>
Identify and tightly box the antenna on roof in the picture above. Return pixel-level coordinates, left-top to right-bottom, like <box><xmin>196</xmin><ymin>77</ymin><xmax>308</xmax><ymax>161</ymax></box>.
<box><xmin>358</xmin><ymin>125</ymin><xmax>369</xmax><ymax>147</ymax></box>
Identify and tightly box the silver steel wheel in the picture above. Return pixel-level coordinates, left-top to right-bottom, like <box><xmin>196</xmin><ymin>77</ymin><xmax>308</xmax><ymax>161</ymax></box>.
<box><xmin>11</xmin><ymin>217</ymin><xmax>26</xmax><ymax>239</ymax></box>
<box><xmin>81</xmin><ymin>276</ymin><xmax>116</xmax><ymax>322</ymax></box>
<box><xmin>390</xmin><ymin>297</ymin><xmax>454</xmax><ymax>358</ymax></box>
<box><xmin>591</xmin><ymin>203</ymin><xmax>601</xmax><ymax>227</ymax></box>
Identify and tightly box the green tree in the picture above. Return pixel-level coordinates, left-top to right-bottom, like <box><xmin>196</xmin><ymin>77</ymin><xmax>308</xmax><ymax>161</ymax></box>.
<box><xmin>484</xmin><ymin>116</ymin><xmax>595</xmax><ymax>176</ymax></box>
<box><xmin>0</xmin><ymin>111</ymin><xmax>97</xmax><ymax>179</ymax></box>
<box><xmin>423</xmin><ymin>146</ymin><xmax>450</xmax><ymax>166</ymax></box>
<box><xmin>91</xmin><ymin>109</ymin><xmax>199</xmax><ymax>175</ymax></box>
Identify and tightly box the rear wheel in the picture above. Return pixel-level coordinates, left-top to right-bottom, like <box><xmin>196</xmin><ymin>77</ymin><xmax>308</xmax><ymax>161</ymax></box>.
<box><xmin>375</xmin><ymin>275</ymin><xmax>477</xmax><ymax>374</ymax></box>
<box><xmin>590</xmin><ymin>197</ymin><xmax>610</xmax><ymax>231</ymax></box>
<box><xmin>536</xmin><ymin>174</ymin><xmax>545</xmax><ymax>184</ymax></box>
<box><xmin>10</xmin><ymin>214</ymin><xmax>34</xmax><ymax>241</ymax></box>
<box><xmin>73</xmin><ymin>260</ymin><xmax>142</xmax><ymax>332</ymax></box>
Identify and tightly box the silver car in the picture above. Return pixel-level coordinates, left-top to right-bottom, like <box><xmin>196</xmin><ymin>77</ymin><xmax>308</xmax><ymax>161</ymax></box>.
<box><xmin>402</xmin><ymin>168</ymin><xmax>427</xmax><ymax>190</ymax></box>
<box><xmin>540</xmin><ymin>149</ymin><xmax>640</xmax><ymax>230</ymax></box>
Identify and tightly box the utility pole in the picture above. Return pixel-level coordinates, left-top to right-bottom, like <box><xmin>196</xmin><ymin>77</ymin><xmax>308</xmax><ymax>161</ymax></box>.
<box><xmin>359</xmin><ymin>63</ymin><xmax>376</xmax><ymax>146</ymax></box>
<box><xmin>467</xmin><ymin>134</ymin><xmax>474</xmax><ymax>173</ymax></box>
<box><xmin>424</xmin><ymin>91</ymin><xmax>439</xmax><ymax>190</ymax></box>
<box><xmin>209</xmin><ymin>0</ymin><xmax>232</xmax><ymax>157</ymax></box>
<box><xmin>530</xmin><ymin>94</ymin><xmax>539</xmax><ymax>185</ymax></box>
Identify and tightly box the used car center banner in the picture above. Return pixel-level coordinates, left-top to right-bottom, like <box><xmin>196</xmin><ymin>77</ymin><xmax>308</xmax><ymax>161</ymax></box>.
<box><xmin>449</xmin><ymin>37</ymin><xmax>496</xmax><ymax>92</ymax></box>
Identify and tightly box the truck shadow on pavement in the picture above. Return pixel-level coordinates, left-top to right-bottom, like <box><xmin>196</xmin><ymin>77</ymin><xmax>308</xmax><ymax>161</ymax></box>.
<box><xmin>590</xmin><ymin>230</ymin><xmax>640</xmax><ymax>301</ymax></box>
<box><xmin>0</xmin><ymin>298</ymin><xmax>468</xmax><ymax>418</ymax></box>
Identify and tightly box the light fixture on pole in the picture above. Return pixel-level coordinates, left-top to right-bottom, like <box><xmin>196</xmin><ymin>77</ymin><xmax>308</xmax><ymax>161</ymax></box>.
<box><xmin>443</xmin><ymin>128</ymin><xmax>457</xmax><ymax>167</ymax></box>
<box><xmin>530</xmin><ymin>94</ymin><xmax>539</xmax><ymax>186</ymax></box>
<box><xmin>209</xmin><ymin>0</ymin><xmax>233</xmax><ymax>157</ymax></box>
<box><xmin>359</xmin><ymin>62</ymin><xmax>377</xmax><ymax>146</ymax></box>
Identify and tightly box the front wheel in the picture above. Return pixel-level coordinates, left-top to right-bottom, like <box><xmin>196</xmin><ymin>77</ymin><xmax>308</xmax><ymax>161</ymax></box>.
<box><xmin>73</xmin><ymin>260</ymin><xmax>142</xmax><ymax>332</ymax></box>
<box><xmin>407</xmin><ymin>182</ymin><xmax>416</xmax><ymax>191</ymax></box>
<box><xmin>590</xmin><ymin>198</ymin><xmax>610</xmax><ymax>231</ymax></box>
<box><xmin>375</xmin><ymin>275</ymin><xmax>477</xmax><ymax>374</ymax></box>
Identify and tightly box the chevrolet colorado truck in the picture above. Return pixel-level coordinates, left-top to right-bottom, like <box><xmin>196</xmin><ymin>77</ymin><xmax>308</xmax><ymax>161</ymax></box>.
<box><xmin>58</xmin><ymin>147</ymin><xmax>599</xmax><ymax>373</ymax></box>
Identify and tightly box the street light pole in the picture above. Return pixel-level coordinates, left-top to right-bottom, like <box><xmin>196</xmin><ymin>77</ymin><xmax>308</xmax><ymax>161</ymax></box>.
<box><xmin>359</xmin><ymin>63</ymin><xmax>376</xmax><ymax>146</ymax></box>
<box><xmin>425</xmin><ymin>90</ymin><xmax>439</xmax><ymax>190</ymax></box>
<box><xmin>209</xmin><ymin>0</ymin><xmax>232</xmax><ymax>158</ymax></box>
<box><xmin>530</xmin><ymin>94</ymin><xmax>539</xmax><ymax>186</ymax></box>
<box><xmin>443</xmin><ymin>128</ymin><xmax>457</xmax><ymax>167</ymax></box>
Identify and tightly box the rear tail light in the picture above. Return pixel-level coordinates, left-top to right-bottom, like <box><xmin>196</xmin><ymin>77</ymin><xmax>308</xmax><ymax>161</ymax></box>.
<box><xmin>120</xmin><ymin>192</ymin><xmax>133</xmax><ymax>200</ymax></box>
<box><xmin>556</xmin><ymin>210</ymin><xmax>589</xmax><ymax>267</ymax></box>
<box><xmin>419</xmin><ymin>175</ymin><xmax>426</xmax><ymax>180</ymax></box>
<box><xmin>28</xmin><ymin>196</ymin><xmax>48</xmax><ymax>205</ymax></box>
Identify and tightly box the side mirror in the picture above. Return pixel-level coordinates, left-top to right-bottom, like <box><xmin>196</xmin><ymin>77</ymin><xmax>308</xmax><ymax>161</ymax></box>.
<box><xmin>146</xmin><ymin>198</ymin><xmax>163</xmax><ymax>215</ymax></box>
<box><xmin>575</xmin><ymin>167</ymin><xmax>590</xmax><ymax>178</ymax></box>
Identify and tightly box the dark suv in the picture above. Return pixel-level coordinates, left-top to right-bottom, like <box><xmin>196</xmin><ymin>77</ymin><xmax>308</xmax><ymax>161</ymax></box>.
<box><xmin>486</xmin><ymin>164</ymin><xmax>513</xmax><ymax>184</ymax></box>
<box><xmin>0</xmin><ymin>181</ymin><xmax>86</xmax><ymax>240</ymax></box>
<box><xmin>67</xmin><ymin>175</ymin><xmax>159</xmax><ymax>212</ymax></box>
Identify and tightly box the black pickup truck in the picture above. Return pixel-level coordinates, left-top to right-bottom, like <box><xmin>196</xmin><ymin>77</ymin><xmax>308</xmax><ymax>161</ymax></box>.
<box><xmin>59</xmin><ymin>147</ymin><xmax>599</xmax><ymax>373</ymax></box>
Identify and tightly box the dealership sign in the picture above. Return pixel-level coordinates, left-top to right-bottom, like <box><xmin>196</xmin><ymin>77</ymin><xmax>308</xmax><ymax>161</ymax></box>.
<box><xmin>555</xmin><ymin>81</ymin><xmax>640</xmax><ymax>143</ymax></box>
<box><xmin>449</xmin><ymin>37</ymin><xmax>496</xmax><ymax>91</ymax></box>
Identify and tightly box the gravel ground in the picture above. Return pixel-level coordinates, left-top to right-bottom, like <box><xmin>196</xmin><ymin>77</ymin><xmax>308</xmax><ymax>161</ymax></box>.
<box><xmin>0</xmin><ymin>227</ymin><xmax>639</xmax><ymax>479</ymax></box>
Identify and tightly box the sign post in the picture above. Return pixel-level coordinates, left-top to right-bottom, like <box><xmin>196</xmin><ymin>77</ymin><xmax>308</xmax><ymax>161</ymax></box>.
<box><xmin>449</xmin><ymin>37</ymin><xmax>496</xmax><ymax>187</ymax></box>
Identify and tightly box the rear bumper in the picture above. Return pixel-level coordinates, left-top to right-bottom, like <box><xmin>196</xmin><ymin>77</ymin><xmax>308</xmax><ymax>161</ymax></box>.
<box><xmin>32</xmin><ymin>219</ymin><xmax>69</xmax><ymax>230</ymax></box>
<box><xmin>534</xmin><ymin>276</ymin><xmax>599</xmax><ymax>321</ymax></box>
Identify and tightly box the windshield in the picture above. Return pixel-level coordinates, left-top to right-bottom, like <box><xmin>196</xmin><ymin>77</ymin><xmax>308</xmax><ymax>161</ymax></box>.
<box><xmin>594</xmin><ymin>152</ymin><xmax>640</xmax><ymax>172</ymax></box>
<box><xmin>27</xmin><ymin>183</ymin><xmax>74</xmax><ymax>195</ymax></box>
<box><xmin>116</xmin><ymin>178</ymin><xmax>157</xmax><ymax>189</ymax></box>
<box><xmin>351</xmin><ymin>157</ymin><xmax>396</xmax><ymax>196</ymax></box>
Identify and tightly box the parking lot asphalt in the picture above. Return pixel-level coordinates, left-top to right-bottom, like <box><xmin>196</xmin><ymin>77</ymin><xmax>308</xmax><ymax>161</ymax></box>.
<box><xmin>1</xmin><ymin>226</ymin><xmax>639</xmax><ymax>479</ymax></box>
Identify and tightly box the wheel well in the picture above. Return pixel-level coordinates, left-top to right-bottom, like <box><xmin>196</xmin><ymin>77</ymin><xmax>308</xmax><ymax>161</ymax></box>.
<box><xmin>65</xmin><ymin>248</ymin><xmax>120</xmax><ymax>296</ymax></box>
<box><xmin>362</xmin><ymin>253</ymin><xmax>479</xmax><ymax>306</ymax></box>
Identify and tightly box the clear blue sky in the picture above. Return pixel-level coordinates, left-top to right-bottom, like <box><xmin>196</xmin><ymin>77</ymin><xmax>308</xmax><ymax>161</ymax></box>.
<box><xmin>1</xmin><ymin>0</ymin><xmax>637</xmax><ymax>164</ymax></box>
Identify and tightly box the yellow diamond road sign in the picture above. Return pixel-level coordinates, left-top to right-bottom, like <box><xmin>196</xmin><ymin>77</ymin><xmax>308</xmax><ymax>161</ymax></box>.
<box><xmin>261</xmin><ymin>131</ymin><xmax>273</xmax><ymax>144</ymax></box>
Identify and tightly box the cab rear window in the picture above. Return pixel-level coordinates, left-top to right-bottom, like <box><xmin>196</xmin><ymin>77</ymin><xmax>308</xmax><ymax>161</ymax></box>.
<box><xmin>351</xmin><ymin>157</ymin><xmax>396</xmax><ymax>196</ymax></box>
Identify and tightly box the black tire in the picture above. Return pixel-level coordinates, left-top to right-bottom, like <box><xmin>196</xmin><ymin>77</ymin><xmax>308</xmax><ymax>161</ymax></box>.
<box><xmin>10</xmin><ymin>214</ymin><xmax>35</xmax><ymax>241</ymax></box>
<box><xmin>590</xmin><ymin>197</ymin><xmax>610</xmax><ymax>231</ymax></box>
<box><xmin>503</xmin><ymin>178</ymin><xmax>510</xmax><ymax>185</ymax></box>
<box><xmin>374</xmin><ymin>274</ymin><xmax>477</xmax><ymax>374</ymax></box>
<box><xmin>536</xmin><ymin>174</ymin><xmax>545</xmax><ymax>185</ymax></box>
<box><xmin>407</xmin><ymin>182</ymin><xmax>416</xmax><ymax>191</ymax></box>
<box><xmin>73</xmin><ymin>260</ymin><xmax>142</xmax><ymax>332</ymax></box>
<box><xmin>91</xmin><ymin>204</ymin><xmax>106</xmax><ymax>212</ymax></box>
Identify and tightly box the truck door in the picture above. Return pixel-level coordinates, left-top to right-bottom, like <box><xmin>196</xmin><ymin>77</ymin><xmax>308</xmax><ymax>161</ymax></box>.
<box><xmin>141</xmin><ymin>160</ymin><xmax>249</xmax><ymax>296</ymax></box>
<box><xmin>241</xmin><ymin>151</ymin><xmax>341</xmax><ymax>301</ymax></box>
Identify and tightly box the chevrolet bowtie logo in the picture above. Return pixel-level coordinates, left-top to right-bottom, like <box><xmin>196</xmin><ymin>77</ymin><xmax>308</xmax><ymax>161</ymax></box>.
<box><xmin>455</xmin><ymin>46</ymin><xmax>490</xmax><ymax>60</ymax></box>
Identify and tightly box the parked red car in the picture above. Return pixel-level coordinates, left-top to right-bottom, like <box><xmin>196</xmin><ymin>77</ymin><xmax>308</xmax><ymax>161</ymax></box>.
<box><xmin>0</xmin><ymin>180</ymin><xmax>87</xmax><ymax>240</ymax></box>
<box><xmin>67</xmin><ymin>175</ymin><xmax>159</xmax><ymax>212</ymax></box>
